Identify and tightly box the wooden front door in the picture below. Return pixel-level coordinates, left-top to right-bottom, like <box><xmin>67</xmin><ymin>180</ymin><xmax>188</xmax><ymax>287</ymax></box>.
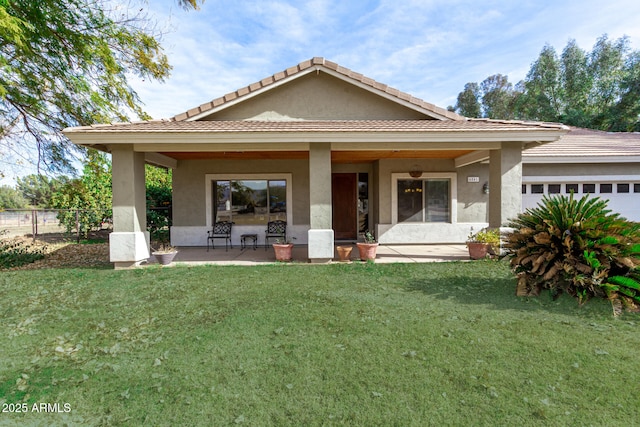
<box><xmin>332</xmin><ymin>173</ymin><xmax>358</xmax><ymax>240</ymax></box>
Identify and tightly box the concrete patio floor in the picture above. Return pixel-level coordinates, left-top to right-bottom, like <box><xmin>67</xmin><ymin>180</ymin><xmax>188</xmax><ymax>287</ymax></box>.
<box><xmin>145</xmin><ymin>244</ymin><xmax>470</xmax><ymax>266</ymax></box>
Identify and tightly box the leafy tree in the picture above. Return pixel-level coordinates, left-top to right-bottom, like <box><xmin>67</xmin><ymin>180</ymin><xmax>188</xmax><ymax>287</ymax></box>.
<box><xmin>146</xmin><ymin>165</ymin><xmax>172</xmax><ymax>210</ymax></box>
<box><xmin>146</xmin><ymin>165</ymin><xmax>173</xmax><ymax>241</ymax></box>
<box><xmin>610</xmin><ymin>50</ymin><xmax>640</xmax><ymax>131</ymax></box>
<box><xmin>48</xmin><ymin>153</ymin><xmax>174</xmax><ymax>237</ymax></box>
<box><xmin>587</xmin><ymin>36</ymin><xmax>628</xmax><ymax>129</ymax></box>
<box><xmin>15</xmin><ymin>174</ymin><xmax>66</xmax><ymax>208</ymax></box>
<box><xmin>520</xmin><ymin>44</ymin><xmax>563</xmax><ymax>121</ymax></box>
<box><xmin>453</xmin><ymin>35</ymin><xmax>640</xmax><ymax>131</ymax></box>
<box><xmin>454</xmin><ymin>75</ymin><xmax>521</xmax><ymax>119</ymax></box>
<box><xmin>51</xmin><ymin>151</ymin><xmax>112</xmax><ymax>236</ymax></box>
<box><xmin>178</xmin><ymin>0</ymin><xmax>203</xmax><ymax>9</ymax></box>
<box><xmin>560</xmin><ymin>39</ymin><xmax>591</xmax><ymax>127</ymax></box>
<box><xmin>480</xmin><ymin>74</ymin><xmax>519</xmax><ymax>119</ymax></box>
<box><xmin>454</xmin><ymin>82</ymin><xmax>481</xmax><ymax>117</ymax></box>
<box><xmin>0</xmin><ymin>0</ymin><xmax>201</xmax><ymax>176</ymax></box>
<box><xmin>0</xmin><ymin>185</ymin><xmax>27</xmax><ymax>209</ymax></box>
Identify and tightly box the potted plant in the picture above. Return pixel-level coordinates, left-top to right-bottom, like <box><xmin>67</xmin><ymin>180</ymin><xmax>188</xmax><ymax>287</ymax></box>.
<box><xmin>356</xmin><ymin>231</ymin><xmax>378</xmax><ymax>262</ymax></box>
<box><xmin>336</xmin><ymin>245</ymin><xmax>353</xmax><ymax>262</ymax></box>
<box><xmin>466</xmin><ymin>228</ymin><xmax>500</xmax><ymax>260</ymax></box>
<box><xmin>149</xmin><ymin>219</ymin><xmax>178</xmax><ymax>266</ymax></box>
<box><xmin>272</xmin><ymin>237</ymin><xmax>295</xmax><ymax>261</ymax></box>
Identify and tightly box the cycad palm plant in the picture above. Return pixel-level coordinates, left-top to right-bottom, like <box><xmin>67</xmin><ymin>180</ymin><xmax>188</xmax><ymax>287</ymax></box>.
<box><xmin>505</xmin><ymin>194</ymin><xmax>640</xmax><ymax>312</ymax></box>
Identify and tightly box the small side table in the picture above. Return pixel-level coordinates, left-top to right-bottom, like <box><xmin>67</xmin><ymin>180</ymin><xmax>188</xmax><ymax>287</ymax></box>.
<box><xmin>240</xmin><ymin>233</ymin><xmax>258</xmax><ymax>250</ymax></box>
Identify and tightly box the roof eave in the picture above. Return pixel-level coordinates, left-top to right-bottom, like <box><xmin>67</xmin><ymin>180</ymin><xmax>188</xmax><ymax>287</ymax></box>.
<box><xmin>63</xmin><ymin>128</ymin><xmax>567</xmax><ymax>147</ymax></box>
<box><xmin>180</xmin><ymin>65</ymin><xmax>321</xmax><ymax>121</ymax></box>
<box><xmin>523</xmin><ymin>155</ymin><xmax>640</xmax><ymax>164</ymax></box>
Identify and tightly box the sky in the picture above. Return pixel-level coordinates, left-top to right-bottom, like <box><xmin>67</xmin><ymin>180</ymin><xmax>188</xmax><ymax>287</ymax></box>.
<box><xmin>130</xmin><ymin>0</ymin><xmax>640</xmax><ymax>119</ymax></box>
<box><xmin>2</xmin><ymin>0</ymin><xmax>640</xmax><ymax>186</ymax></box>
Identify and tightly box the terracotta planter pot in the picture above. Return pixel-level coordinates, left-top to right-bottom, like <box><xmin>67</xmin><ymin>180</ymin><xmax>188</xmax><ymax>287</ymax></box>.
<box><xmin>272</xmin><ymin>243</ymin><xmax>294</xmax><ymax>261</ymax></box>
<box><xmin>153</xmin><ymin>251</ymin><xmax>178</xmax><ymax>265</ymax></box>
<box><xmin>336</xmin><ymin>245</ymin><xmax>353</xmax><ymax>262</ymax></box>
<box><xmin>356</xmin><ymin>242</ymin><xmax>378</xmax><ymax>261</ymax></box>
<box><xmin>467</xmin><ymin>242</ymin><xmax>491</xmax><ymax>260</ymax></box>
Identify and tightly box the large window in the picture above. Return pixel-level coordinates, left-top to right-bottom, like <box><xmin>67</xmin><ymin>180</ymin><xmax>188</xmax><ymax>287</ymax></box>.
<box><xmin>397</xmin><ymin>178</ymin><xmax>450</xmax><ymax>223</ymax></box>
<box><xmin>214</xmin><ymin>179</ymin><xmax>287</xmax><ymax>225</ymax></box>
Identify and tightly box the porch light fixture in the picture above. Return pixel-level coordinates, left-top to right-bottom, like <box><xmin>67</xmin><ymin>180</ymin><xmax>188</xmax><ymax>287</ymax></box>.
<box><xmin>483</xmin><ymin>182</ymin><xmax>490</xmax><ymax>194</ymax></box>
<box><xmin>409</xmin><ymin>166</ymin><xmax>423</xmax><ymax>178</ymax></box>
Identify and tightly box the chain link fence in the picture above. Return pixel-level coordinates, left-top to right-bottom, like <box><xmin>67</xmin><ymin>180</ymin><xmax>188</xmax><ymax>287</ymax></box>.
<box><xmin>1</xmin><ymin>207</ymin><xmax>171</xmax><ymax>243</ymax></box>
<box><xmin>0</xmin><ymin>209</ymin><xmax>113</xmax><ymax>242</ymax></box>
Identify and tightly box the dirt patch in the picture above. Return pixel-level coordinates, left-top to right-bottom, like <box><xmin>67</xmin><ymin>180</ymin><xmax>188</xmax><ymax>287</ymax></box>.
<box><xmin>7</xmin><ymin>242</ymin><xmax>111</xmax><ymax>270</ymax></box>
<box><xmin>20</xmin><ymin>229</ymin><xmax>112</xmax><ymax>244</ymax></box>
<box><xmin>4</xmin><ymin>231</ymin><xmax>112</xmax><ymax>270</ymax></box>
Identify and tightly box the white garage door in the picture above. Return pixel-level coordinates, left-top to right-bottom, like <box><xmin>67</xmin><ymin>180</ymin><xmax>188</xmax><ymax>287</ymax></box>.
<box><xmin>522</xmin><ymin>176</ymin><xmax>640</xmax><ymax>222</ymax></box>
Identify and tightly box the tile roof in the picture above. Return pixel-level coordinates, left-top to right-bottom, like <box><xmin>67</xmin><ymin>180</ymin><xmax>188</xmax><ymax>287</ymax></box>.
<box><xmin>172</xmin><ymin>57</ymin><xmax>464</xmax><ymax>122</ymax></box>
<box><xmin>64</xmin><ymin>119</ymin><xmax>567</xmax><ymax>133</ymax></box>
<box><xmin>524</xmin><ymin>127</ymin><xmax>640</xmax><ymax>159</ymax></box>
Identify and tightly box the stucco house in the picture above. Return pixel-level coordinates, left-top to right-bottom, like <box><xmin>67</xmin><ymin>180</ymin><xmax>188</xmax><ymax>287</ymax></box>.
<box><xmin>63</xmin><ymin>57</ymin><xmax>569</xmax><ymax>268</ymax></box>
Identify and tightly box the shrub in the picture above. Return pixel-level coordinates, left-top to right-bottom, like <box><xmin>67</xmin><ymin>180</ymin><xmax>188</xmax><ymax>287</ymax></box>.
<box><xmin>466</xmin><ymin>228</ymin><xmax>501</xmax><ymax>245</ymax></box>
<box><xmin>51</xmin><ymin>151</ymin><xmax>112</xmax><ymax>238</ymax></box>
<box><xmin>0</xmin><ymin>230</ymin><xmax>47</xmax><ymax>269</ymax></box>
<box><xmin>504</xmin><ymin>194</ymin><xmax>640</xmax><ymax>313</ymax></box>
<box><xmin>148</xmin><ymin>212</ymin><xmax>172</xmax><ymax>252</ymax></box>
<box><xmin>146</xmin><ymin>164</ymin><xmax>172</xmax><ymax>243</ymax></box>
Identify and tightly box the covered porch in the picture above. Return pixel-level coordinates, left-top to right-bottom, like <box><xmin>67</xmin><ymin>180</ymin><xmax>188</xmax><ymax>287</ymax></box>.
<box><xmin>65</xmin><ymin>122</ymin><xmax>566</xmax><ymax>269</ymax></box>
<box><xmin>62</xmin><ymin>57</ymin><xmax>568</xmax><ymax>269</ymax></box>
<box><xmin>145</xmin><ymin>243</ymin><xmax>470</xmax><ymax>266</ymax></box>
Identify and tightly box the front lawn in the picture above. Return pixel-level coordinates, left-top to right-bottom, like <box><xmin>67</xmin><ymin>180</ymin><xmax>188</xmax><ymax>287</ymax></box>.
<box><xmin>1</xmin><ymin>261</ymin><xmax>638</xmax><ymax>426</ymax></box>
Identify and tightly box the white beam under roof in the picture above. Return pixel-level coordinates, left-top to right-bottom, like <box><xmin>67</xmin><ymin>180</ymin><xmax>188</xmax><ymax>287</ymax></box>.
<box><xmin>455</xmin><ymin>150</ymin><xmax>490</xmax><ymax>168</ymax></box>
<box><xmin>144</xmin><ymin>152</ymin><xmax>177</xmax><ymax>169</ymax></box>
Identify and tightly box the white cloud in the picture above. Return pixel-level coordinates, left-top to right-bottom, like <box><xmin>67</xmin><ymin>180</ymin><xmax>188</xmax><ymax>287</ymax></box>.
<box><xmin>127</xmin><ymin>0</ymin><xmax>640</xmax><ymax>118</ymax></box>
<box><xmin>5</xmin><ymin>0</ymin><xmax>640</xmax><ymax>184</ymax></box>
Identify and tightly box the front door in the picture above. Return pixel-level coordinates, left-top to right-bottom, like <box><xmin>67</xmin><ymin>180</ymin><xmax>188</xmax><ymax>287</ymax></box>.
<box><xmin>332</xmin><ymin>173</ymin><xmax>358</xmax><ymax>240</ymax></box>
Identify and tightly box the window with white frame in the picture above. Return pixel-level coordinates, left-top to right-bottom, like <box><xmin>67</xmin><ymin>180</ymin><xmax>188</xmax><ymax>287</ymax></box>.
<box><xmin>396</xmin><ymin>178</ymin><xmax>451</xmax><ymax>223</ymax></box>
<box><xmin>213</xmin><ymin>179</ymin><xmax>287</xmax><ymax>225</ymax></box>
<box><xmin>206</xmin><ymin>174</ymin><xmax>291</xmax><ymax>227</ymax></box>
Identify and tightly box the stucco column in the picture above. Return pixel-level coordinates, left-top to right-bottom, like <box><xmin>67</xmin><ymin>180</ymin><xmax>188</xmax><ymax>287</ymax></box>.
<box><xmin>489</xmin><ymin>143</ymin><xmax>523</xmax><ymax>228</ymax></box>
<box><xmin>109</xmin><ymin>145</ymin><xmax>149</xmax><ymax>268</ymax></box>
<box><xmin>308</xmin><ymin>143</ymin><xmax>334</xmax><ymax>262</ymax></box>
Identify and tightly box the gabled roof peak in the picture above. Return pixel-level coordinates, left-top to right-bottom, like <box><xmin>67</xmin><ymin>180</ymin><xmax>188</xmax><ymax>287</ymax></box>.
<box><xmin>173</xmin><ymin>57</ymin><xmax>464</xmax><ymax>122</ymax></box>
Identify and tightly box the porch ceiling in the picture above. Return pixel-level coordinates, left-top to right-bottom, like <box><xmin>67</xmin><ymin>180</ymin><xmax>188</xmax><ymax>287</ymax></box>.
<box><xmin>159</xmin><ymin>149</ymin><xmax>474</xmax><ymax>163</ymax></box>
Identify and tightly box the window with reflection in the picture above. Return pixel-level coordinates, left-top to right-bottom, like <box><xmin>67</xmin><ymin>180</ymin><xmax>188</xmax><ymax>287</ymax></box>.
<box><xmin>397</xmin><ymin>179</ymin><xmax>450</xmax><ymax>223</ymax></box>
<box><xmin>358</xmin><ymin>173</ymin><xmax>369</xmax><ymax>232</ymax></box>
<box><xmin>565</xmin><ymin>183</ymin><xmax>579</xmax><ymax>194</ymax></box>
<box><xmin>548</xmin><ymin>184</ymin><xmax>561</xmax><ymax>194</ymax></box>
<box><xmin>213</xmin><ymin>179</ymin><xmax>287</xmax><ymax>225</ymax></box>
<box><xmin>600</xmin><ymin>183</ymin><xmax>612</xmax><ymax>194</ymax></box>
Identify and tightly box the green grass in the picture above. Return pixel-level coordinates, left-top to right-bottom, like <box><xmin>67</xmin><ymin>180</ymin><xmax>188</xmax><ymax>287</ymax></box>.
<box><xmin>78</xmin><ymin>238</ymin><xmax>108</xmax><ymax>244</ymax></box>
<box><xmin>1</xmin><ymin>261</ymin><xmax>639</xmax><ymax>426</ymax></box>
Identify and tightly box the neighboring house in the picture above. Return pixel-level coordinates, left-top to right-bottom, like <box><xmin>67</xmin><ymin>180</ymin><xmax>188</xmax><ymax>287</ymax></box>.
<box><xmin>522</xmin><ymin>127</ymin><xmax>640</xmax><ymax>221</ymax></box>
<box><xmin>64</xmin><ymin>57</ymin><xmax>568</xmax><ymax>268</ymax></box>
